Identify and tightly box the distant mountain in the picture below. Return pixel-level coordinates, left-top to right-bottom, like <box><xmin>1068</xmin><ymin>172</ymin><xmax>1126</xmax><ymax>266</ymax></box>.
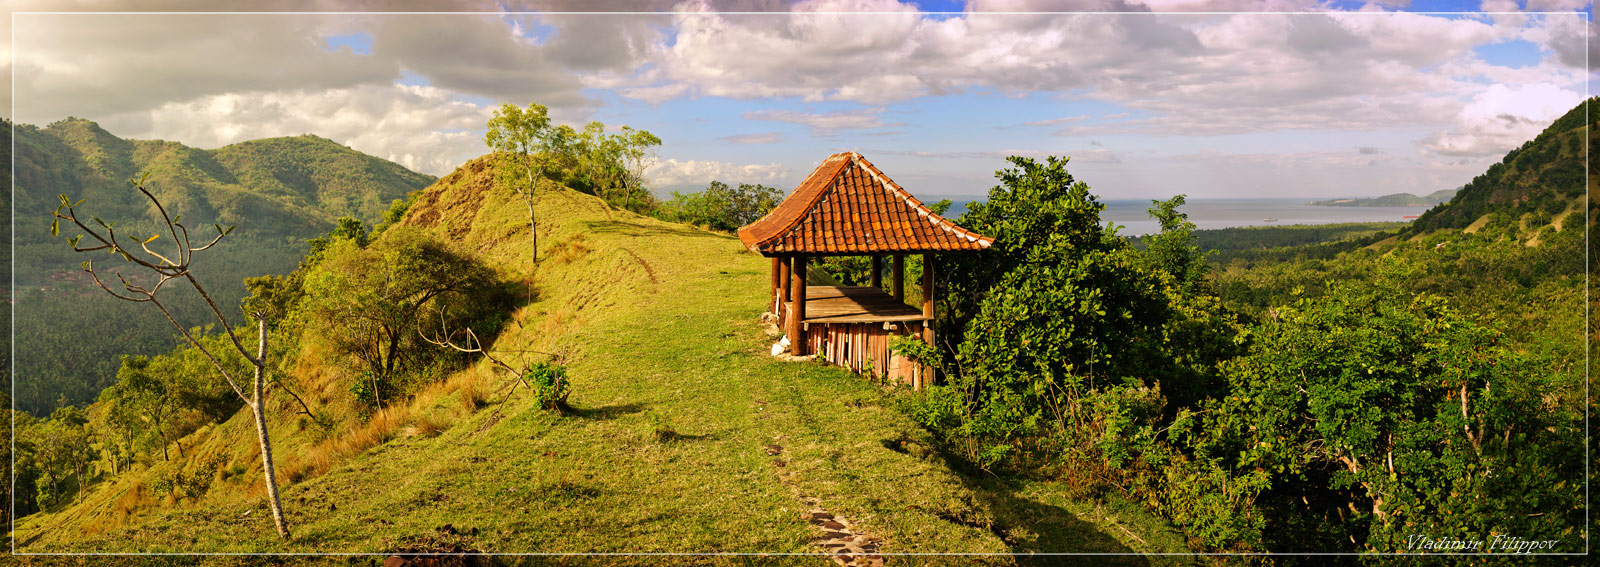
<box><xmin>6</xmin><ymin>118</ymin><xmax>435</xmax><ymax>415</ymax></box>
<box><xmin>1307</xmin><ymin>188</ymin><xmax>1457</xmax><ymax>207</ymax></box>
<box><xmin>1405</xmin><ymin>98</ymin><xmax>1593</xmax><ymax>235</ymax></box>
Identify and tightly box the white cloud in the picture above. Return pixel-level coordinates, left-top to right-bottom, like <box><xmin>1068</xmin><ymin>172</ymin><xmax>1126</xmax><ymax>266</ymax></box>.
<box><xmin>646</xmin><ymin>158</ymin><xmax>792</xmax><ymax>187</ymax></box>
<box><xmin>602</xmin><ymin>6</ymin><xmax>1576</xmax><ymax>143</ymax></box>
<box><xmin>9</xmin><ymin>10</ymin><xmax>601</xmax><ymax>124</ymax></box>
<box><xmin>99</xmin><ymin>83</ymin><xmax>495</xmax><ymax>175</ymax></box>
<box><xmin>12</xmin><ymin>13</ymin><xmax>399</xmax><ymax>124</ymax></box>
<box><xmin>1420</xmin><ymin>82</ymin><xmax>1583</xmax><ymax>157</ymax></box>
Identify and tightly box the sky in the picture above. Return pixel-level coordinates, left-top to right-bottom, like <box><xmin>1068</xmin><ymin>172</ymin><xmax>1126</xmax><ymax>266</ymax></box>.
<box><xmin>5</xmin><ymin>0</ymin><xmax>1596</xmax><ymax>201</ymax></box>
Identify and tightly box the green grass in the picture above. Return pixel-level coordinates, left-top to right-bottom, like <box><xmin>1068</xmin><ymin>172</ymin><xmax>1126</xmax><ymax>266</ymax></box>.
<box><xmin>14</xmin><ymin>162</ymin><xmax>1195</xmax><ymax>564</ymax></box>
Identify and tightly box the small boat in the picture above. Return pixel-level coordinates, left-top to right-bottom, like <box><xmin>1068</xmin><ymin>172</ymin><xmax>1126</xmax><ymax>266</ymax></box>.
<box><xmin>1263</xmin><ymin>218</ymin><xmax>1278</xmax><ymax>222</ymax></box>
<box><xmin>1403</xmin><ymin>215</ymin><xmax>1419</xmax><ymax>219</ymax></box>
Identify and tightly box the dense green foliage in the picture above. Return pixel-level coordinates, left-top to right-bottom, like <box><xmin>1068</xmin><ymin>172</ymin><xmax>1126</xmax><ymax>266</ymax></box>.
<box><xmin>902</xmin><ymin>111</ymin><xmax>1586</xmax><ymax>555</ymax></box>
<box><xmin>11</xmin><ymin>216</ymin><xmax>510</xmax><ymax>515</ymax></box>
<box><xmin>523</xmin><ymin>361</ymin><xmax>572</xmax><ymax>411</ymax></box>
<box><xmin>97</xmin><ymin>344</ymin><xmax>246</xmax><ymax>465</ymax></box>
<box><xmin>1160</xmin><ymin>222</ymin><xmax>1407</xmax><ymax>266</ymax></box>
<box><xmin>1163</xmin><ymin>276</ymin><xmax>1582</xmax><ymax>551</ymax></box>
<box><xmin>10</xmin><ymin>119</ymin><xmax>432</xmax><ymax>415</ymax></box>
<box><xmin>660</xmin><ymin>180</ymin><xmax>784</xmax><ymax>231</ymax></box>
<box><xmin>298</xmin><ymin>227</ymin><xmax>508</xmax><ymax>409</ymax></box>
<box><xmin>911</xmin><ymin>157</ymin><xmax>1239</xmax><ymax>467</ymax></box>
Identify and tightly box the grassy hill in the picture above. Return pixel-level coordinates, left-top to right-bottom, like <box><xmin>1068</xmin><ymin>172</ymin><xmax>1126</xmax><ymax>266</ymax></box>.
<box><xmin>7</xmin><ymin>118</ymin><xmax>434</xmax><ymax>415</ymax></box>
<box><xmin>12</xmin><ymin>155</ymin><xmax>1195</xmax><ymax>563</ymax></box>
<box><xmin>1405</xmin><ymin>98</ymin><xmax>1591</xmax><ymax>234</ymax></box>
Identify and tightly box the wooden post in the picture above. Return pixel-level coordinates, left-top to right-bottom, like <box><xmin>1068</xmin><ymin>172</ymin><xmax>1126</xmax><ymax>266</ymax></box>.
<box><xmin>892</xmin><ymin>254</ymin><xmax>905</xmax><ymax>300</ymax></box>
<box><xmin>779</xmin><ymin>256</ymin><xmax>791</xmax><ymax>305</ymax></box>
<box><xmin>791</xmin><ymin>255</ymin><xmax>808</xmax><ymax>355</ymax></box>
<box><xmin>920</xmin><ymin>253</ymin><xmax>935</xmax><ymax>390</ymax></box>
<box><xmin>770</xmin><ymin>257</ymin><xmax>780</xmax><ymax>313</ymax></box>
<box><xmin>921</xmin><ymin>254</ymin><xmax>934</xmax><ymax>328</ymax></box>
<box><xmin>870</xmin><ymin>255</ymin><xmax>882</xmax><ymax>289</ymax></box>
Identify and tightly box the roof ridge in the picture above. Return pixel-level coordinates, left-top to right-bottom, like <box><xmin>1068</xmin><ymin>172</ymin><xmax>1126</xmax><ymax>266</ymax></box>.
<box><xmin>736</xmin><ymin>152</ymin><xmax>993</xmax><ymax>254</ymax></box>
<box><xmin>743</xmin><ymin>155</ymin><xmax>851</xmax><ymax>250</ymax></box>
<box><xmin>848</xmin><ymin>154</ymin><xmax>992</xmax><ymax>246</ymax></box>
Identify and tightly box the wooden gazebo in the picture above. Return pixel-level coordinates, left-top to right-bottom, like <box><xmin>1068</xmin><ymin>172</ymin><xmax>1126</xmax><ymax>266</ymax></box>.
<box><xmin>737</xmin><ymin>152</ymin><xmax>993</xmax><ymax>388</ymax></box>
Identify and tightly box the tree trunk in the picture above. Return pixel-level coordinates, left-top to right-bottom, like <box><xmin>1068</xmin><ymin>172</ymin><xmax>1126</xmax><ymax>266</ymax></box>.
<box><xmin>526</xmin><ymin>186</ymin><xmax>538</xmax><ymax>265</ymax></box>
<box><xmin>250</xmin><ymin>320</ymin><xmax>292</xmax><ymax>539</ymax></box>
<box><xmin>524</xmin><ymin>174</ymin><xmax>538</xmax><ymax>302</ymax></box>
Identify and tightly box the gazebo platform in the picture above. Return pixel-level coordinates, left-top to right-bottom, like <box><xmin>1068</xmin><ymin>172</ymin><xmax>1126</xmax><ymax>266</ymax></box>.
<box><xmin>792</xmin><ymin>286</ymin><xmax>927</xmax><ymax>324</ymax></box>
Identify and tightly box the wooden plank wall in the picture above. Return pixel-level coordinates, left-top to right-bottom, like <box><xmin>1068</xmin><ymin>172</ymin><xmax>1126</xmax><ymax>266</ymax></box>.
<box><xmin>803</xmin><ymin>321</ymin><xmax>926</xmax><ymax>387</ymax></box>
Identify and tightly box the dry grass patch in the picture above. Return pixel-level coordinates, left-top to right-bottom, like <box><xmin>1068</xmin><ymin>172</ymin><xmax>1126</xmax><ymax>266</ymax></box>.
<box><xmin>285</xmin><ymin>407</ymin><xmax>410</xmax><ymax>484</ymax></box>
<box><xmin>546</xmin><ymin>233</ymin><xmax>591</xmax><ymax>265</ymax></box>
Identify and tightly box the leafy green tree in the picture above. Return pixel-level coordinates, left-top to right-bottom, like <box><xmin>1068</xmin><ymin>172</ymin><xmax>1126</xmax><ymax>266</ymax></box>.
<box><xmin>571</xmin><ymin>122</ymin><xmax>661</xmax><ymax>211</ymax></box>
<box><xmin>663</xmin><ymin>180</ymin><xmax>784</xmax><ymax>231</ymax></box>
<box><xmin>928</xmin><ymin>157</ymin><xmax>1173</xmax><ymax>465</ymax></box>
<box><xmin>614</xmin><ymin>126</ymin><xmax>662</xmax><ymax>211</ymax></box>
<box><xmin>298</xmin><ymin>227</ymin><xmax>504</xmax><ymax>408</ymax></box>
<box><xmin>1143</xmin><ymin>195</ymin><xmax>1211</xmax><ymax>294</ymax></box>
<box><xmin>97</xmin><ymin>347</ymin><xmax>243</xmax><ymax>465</ymax></box>
<box><xmin>486</xmin><ymin>102</ymin><xmax>556</xmax><ymax>270</ymax></box>
<box><xmin>11</xmin><ymin>411</ymin><xmax>43</xmax><ymax>517</ymax></box>
<box><xmin>306</xmin><ymin>216</ymin><xmax>369</xmax><ymax>258</ymax></box>
<box><xmin>1168</xmin><ymin>274</ymin><xmax>1582</xmax><ymax>551</ymax></box>
<box><xmin>30</xmin><ymin>406</ymin><xmax>93</xmax><ymax>507</ymax></box>
<box><xmin>912</xmin><ymin>157</ymin><xmax>1241</xmax><ymax>469</ymax></box>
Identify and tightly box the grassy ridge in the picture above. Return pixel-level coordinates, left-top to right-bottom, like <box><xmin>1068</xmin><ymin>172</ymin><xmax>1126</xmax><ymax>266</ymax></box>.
<box><xmin>15</xmin><ymin>157</ymin><xmax>1193</xmax><ymax>563</ymax></box>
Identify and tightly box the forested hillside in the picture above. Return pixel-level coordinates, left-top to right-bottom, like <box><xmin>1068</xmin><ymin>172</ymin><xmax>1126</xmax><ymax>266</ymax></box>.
<box><xmin>1406</xmin><ymin>97</ymin><xmax>1590</xmax><ymax>234</ymax></box>
<box><xmin>7</xmin><ymin>118</ymin><xmax>434</xmax><ymax>415</ymax></box>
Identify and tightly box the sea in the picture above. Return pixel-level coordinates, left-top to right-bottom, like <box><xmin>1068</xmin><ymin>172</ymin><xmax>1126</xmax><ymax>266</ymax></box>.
<box><xmin>941</xmin><ymin>198</ymin><xmax>1431</xmax><ymax>237</ymax></box>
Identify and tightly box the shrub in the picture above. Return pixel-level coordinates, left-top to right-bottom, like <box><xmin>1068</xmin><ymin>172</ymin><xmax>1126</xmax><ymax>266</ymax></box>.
<box><xmin>524</xmin><ymin>361</ymin><xmax>570</xmax><ymax>410</ymax></box>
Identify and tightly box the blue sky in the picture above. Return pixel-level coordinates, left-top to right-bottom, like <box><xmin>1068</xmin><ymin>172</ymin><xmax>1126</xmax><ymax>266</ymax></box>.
<box><xmin>8</xmin><ymin>1</ymin><xmax>1595</xmax><ymax>201</ymax></box>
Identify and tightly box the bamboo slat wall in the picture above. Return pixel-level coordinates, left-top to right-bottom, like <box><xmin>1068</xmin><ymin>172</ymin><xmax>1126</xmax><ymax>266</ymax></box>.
<box><xmin>799</xmin><ymin>320</ymin><xmax>927</xmax><ymax>387</ymax></box>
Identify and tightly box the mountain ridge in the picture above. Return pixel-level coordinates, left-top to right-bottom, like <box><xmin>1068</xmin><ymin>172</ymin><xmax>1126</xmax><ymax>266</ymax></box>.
<box><xmin>8</xmin><ymin>118</ymin><xmax>436</xmax><ymax>415</ymax></box>
<box><xmin>1306</xmin><ymin>188</ymin><xmax>1457</xmax><ymax>207</ymax></box>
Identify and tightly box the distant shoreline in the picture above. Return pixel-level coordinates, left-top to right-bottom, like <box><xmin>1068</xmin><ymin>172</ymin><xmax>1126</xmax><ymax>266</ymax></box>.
<box><xmin>1305</xmin><ymin>189</ymin><xmax>1457</xmax><ymax>208</ymax></box>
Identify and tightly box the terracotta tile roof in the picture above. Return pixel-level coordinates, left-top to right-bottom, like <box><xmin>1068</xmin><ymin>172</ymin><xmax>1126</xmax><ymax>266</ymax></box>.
<box><xmin>737</xmin><ymin>152</ymin><xmax>994</xmax><ymax>255</ymax></box>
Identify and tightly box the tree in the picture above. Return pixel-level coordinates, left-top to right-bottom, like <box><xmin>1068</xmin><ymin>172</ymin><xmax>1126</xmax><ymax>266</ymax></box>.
<box><xmin>98</xmin><ymin>348</ymin><xmax>242</xmax><ymax>464</ymax></box>
<box><xmin>485</xmin><ymin>102</ymin><xmax>555</xmax><ymax>273</ymax></box>
<box><xmin>614</xmin><ymin>126</ymin><xmax>662</xmax><ymax>211</ymax></box>
<box><xmin>918</xmin><ymin>156</ymin><xmax>1173</xmax><ymax>465</ymax></box>
<box><xmin>663</xmin><ymin>181</ymin><xmax>783</xmax><ymax>231</ymax></box>
<box><xmin>1172</xmin><ymin>275</ymin><xmax>1582</xmax><ymax>551</ymax></box>
<box><xmin>1143</xmin><ymin>194</ymin><xmax>1211</xmax><ymax>294</ymax></box>
<box><xmin>51</xmin><ymin>182</ymin><xmax>293</xmax><ymax>538</ymax></box>
<box><xmin>571</xmin><ymin>121</ymin><xmax>661</xmax><ymax>211</ymax></box>
<box><xmin>30</xmin><ymin>406</ymin><xmax>92</xmax><ymax>507</ymax></box>
<box><xmin>299</xmin><ymin>227</ymin><xmax>504</xmax><ymax>408</ymax></box>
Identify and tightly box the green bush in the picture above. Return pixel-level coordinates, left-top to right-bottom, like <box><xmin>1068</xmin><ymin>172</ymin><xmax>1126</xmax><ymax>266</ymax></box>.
<box><xmin>524</xmin><ymin>361</ymin><xmax>570</xmax><ymax>410</ymax></box>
